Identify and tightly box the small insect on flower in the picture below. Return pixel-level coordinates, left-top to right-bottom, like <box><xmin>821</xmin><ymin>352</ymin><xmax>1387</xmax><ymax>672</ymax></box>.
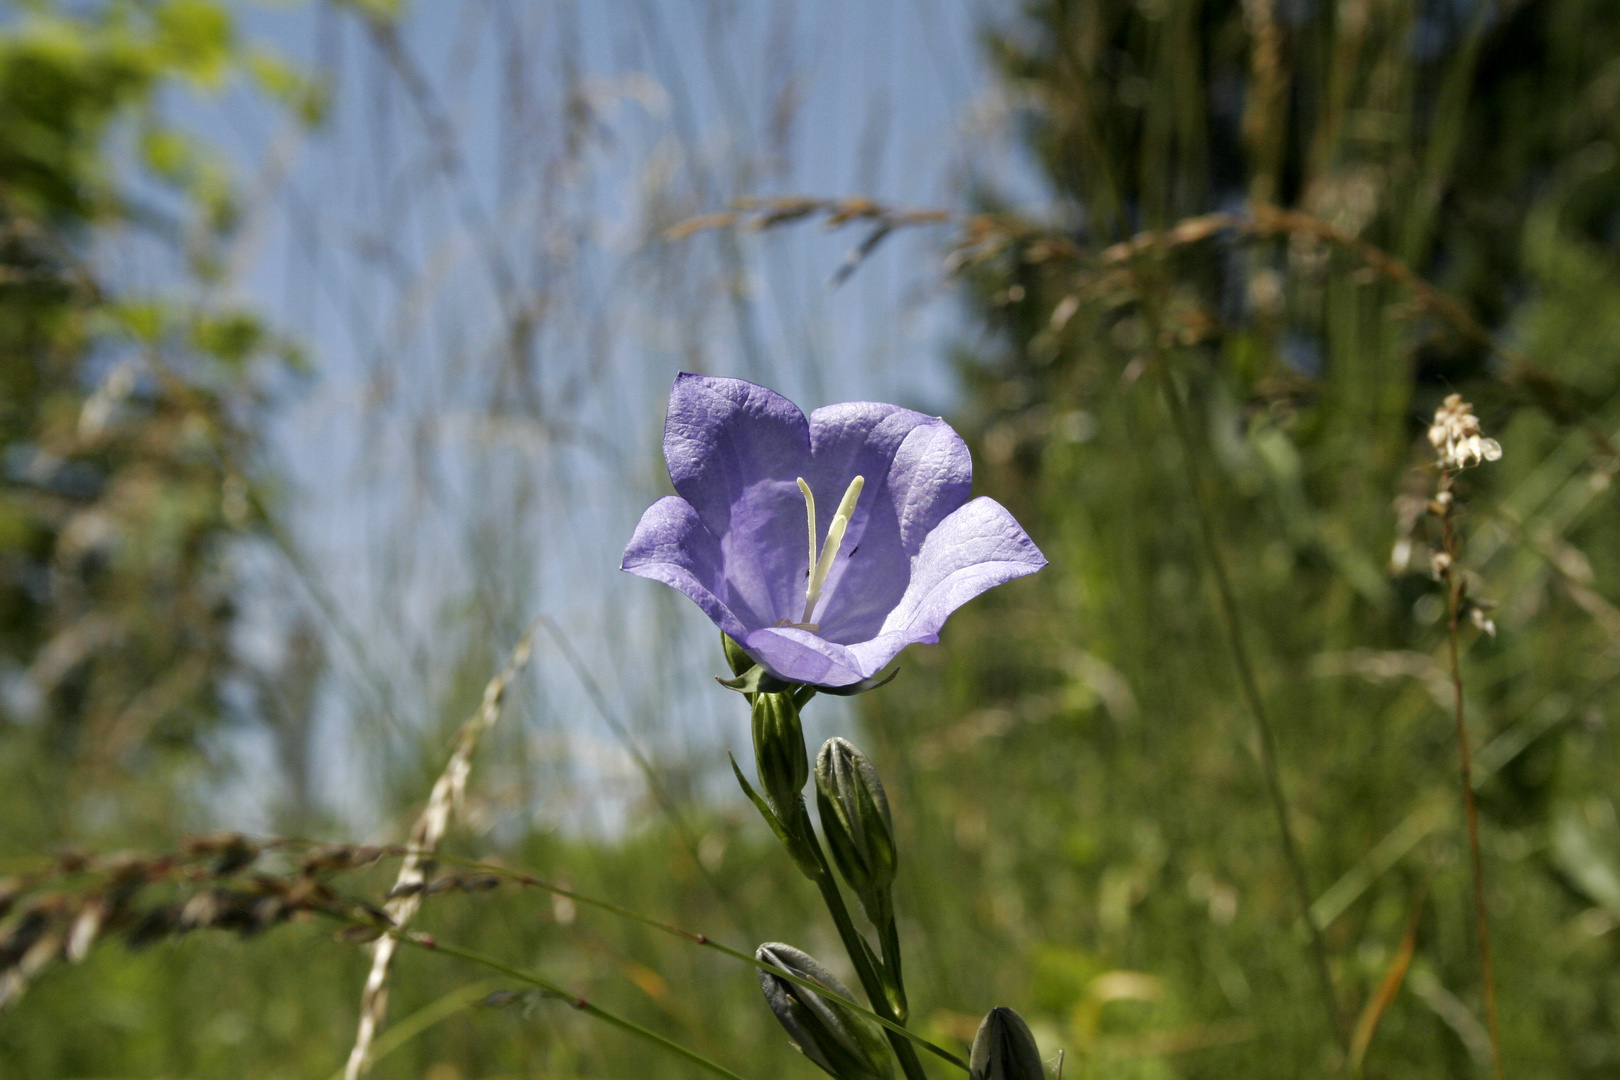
<box><xmin>1428</xmin><ymin>393</ymin><xmax>1502</xmax><ymax>471</ymax></box>
<box><xmin>622</xmin><ymin>374</ymin><xmax>1046</xmax><ymax>688</ymax></box>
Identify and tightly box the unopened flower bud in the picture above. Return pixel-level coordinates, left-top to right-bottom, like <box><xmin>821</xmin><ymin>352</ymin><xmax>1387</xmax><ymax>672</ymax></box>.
<box><xmin>815</xmin><ymin>738</ymin><xmax>896</xmax><ymax>921</ymax></box>
<box><xmin>969</xmin><ymin>1007</ymin><xmax>1044</xmax><ymax>1080</ymax></box>
<box><xmin>756</xmin><ymin>943</ymin><xmax>894</xmax><ymax>1080</ymax></box>
<box><xmin>753</xmin><ymin>692</ymin><xmax>809</xmax><ymax>819</ymax></box>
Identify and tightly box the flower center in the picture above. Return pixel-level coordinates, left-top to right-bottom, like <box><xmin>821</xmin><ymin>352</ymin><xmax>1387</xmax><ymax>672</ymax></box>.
<box><xmin>778</xmin><ymin>474</ymin><xmax>864</xmax><ymax>633</ymax></box>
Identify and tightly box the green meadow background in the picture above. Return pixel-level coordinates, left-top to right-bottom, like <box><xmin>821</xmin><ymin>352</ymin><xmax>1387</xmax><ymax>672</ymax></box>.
<box><xmin>5</xmin><ymin>0</ymin><xmax>1620</xmax><ymax>1077</ymax></box>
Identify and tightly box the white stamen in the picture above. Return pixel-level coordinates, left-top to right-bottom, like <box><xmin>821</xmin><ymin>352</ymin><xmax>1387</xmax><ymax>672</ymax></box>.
<box><xmin>797</xmin><ymin>478</ymin><xmax>818</xmax><ymax>586</ymax></box>
<box><xmin>800</xmin><ymin>475</ymin><xmax>864</xmax><ymax>626</ymax></box>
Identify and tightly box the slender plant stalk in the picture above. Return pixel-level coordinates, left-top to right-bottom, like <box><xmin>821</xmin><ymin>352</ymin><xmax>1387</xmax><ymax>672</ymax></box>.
<box><xmin>395</xmin><ymin>933</ymin><xmax>756</xmax><ymax>1080</ymax></box>
<box><xmin>493</xmin><ymin>848</ymin><xmax>966</xmax><ymax>1069</ymax></box>
<box><xmin>877</xmin><ymin>910</ymin><xmax>906</xmax><ymax>1016</ymax></box>
<box><xmin>736</xmin><ymin>680</ymin><xmax>932</xmax><ymax>1079</ymax></box>
<box><xmin>1440</xmin><ymin>502</ymin><xmax>1505</xmax><ymax>1080</ymax></box>
<box><xmin>539</xmin><ymin>616</ymin><xmax>761</xmax><ymax>936</ymax></box>
<box><xmin>301</xmin><ymin>838</ymin><xmax>972</xmax><ymax>1071</ymax></box>
<box><xmin>1151</xmin><ymin>349</ymin><xmax>1348</xmax><ymax>1056</ymax></box>
<box><xmin>324</xmin><ymin>981</ymin><xmax>501</xmax><ymax>1080</ymax></box>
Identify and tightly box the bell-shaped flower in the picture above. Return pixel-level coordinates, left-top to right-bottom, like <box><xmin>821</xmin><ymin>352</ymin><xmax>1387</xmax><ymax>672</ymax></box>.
<box><xmin>622</xmin><ymin>374</ymin><xmax>1046</xmax><ymax>688</ymax></box>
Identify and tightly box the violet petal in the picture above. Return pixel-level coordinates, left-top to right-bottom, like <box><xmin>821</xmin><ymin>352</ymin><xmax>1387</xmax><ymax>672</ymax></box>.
<box><xmin>664</xmin><ymin>373</ymin><xmax>811</xmax><ymax>538</ymax></box>
<box><xmin>811</xmin><ymin>416</ymin><xmax>973</xmax><ymax>642</ymax></box>
<box><xmin>621</xmin><ymin>496</ymin><xmax>754</xmax><ymax>640</ymax></box>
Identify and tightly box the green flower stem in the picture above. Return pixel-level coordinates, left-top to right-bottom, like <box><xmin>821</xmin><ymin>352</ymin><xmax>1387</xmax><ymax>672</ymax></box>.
<box><xmin>395</xmin><ymin>932</ymin><xmax>755</xmax><ymax>1080</ymax></box>
<box><xmin>742</xmin><ymin>683</ymin><xmax>927</xmax><ymax>1077</ymax></box>
<box><xmin>877</xmin><ymin>908</ymin><xmax>907</xmax><ymax>1021</ymax></box>
<box><xmin>798</xmin><ymin>819</ymin><xmax>930</xmax><ymax>1080</ymax></box>
<box><xmin>1440</xmin><ymin>489</ymin><xmax>1504</xmax><ymax>1080</ymax></box>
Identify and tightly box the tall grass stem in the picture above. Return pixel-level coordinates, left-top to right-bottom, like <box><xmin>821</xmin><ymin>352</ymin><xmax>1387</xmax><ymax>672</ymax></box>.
<box><xmin>399</xmin><ymin>934</ymin><xmax>757</xmax><ymax>1080</ymax></box>
<box><xmin>1151</xmin><ymin>346</ymin><xmax>1348</xmax><ymax>1057</ymax></box>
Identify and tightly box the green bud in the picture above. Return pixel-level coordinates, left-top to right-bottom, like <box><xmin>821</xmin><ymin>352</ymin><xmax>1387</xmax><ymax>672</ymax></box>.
<box><xmin>753</xmin><ymin>692</ymin><xmax>809</xmax><ymax>819</ymax></box>
<box><xmin>815</xmin><ymin>737</ymin><xmax>896</xmax><ymax>921</ymax></box>
<box><xmin>756</xmin><ymin>943</ymin><xmax>895</xmax><ymax>1080</ymax></box>
<box><xmin>969</xmin><ymin>1007</ymin><xmax>1044</xmax><ymax>1080</ymax></box>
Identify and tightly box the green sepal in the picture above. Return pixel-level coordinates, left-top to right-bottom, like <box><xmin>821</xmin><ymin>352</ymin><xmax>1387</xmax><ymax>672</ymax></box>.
<box><xmin>815</xmin><ymin>668</ymin><xmax>899</xmax><ymax>697</ymax></box>
<box><xmin>715</xmin><ymin>656</ymin><xmax>897</xmax><ymax>698</ymax></box>
<box><xmin>717</xmin><ymin>665</ymin><xmax>796</xmax><ymax>696</ymax></box>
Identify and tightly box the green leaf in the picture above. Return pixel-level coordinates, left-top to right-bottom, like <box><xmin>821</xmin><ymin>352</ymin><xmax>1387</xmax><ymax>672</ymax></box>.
<box><xmin>140</xmin><ymin>126</ymin><xmax>193</xmax><ymax>181</ymax></box>
<box><xmin>732</xmin><ymin>753</ymin><xmax>821</xmax><ymax>880</ymax></box>
<box><xmin>247</xmin><ymin>49</ymin><xmax>327</xmax><ymax>126</ymax></box>
<box><xmin>110</xmin><ymin>300</ymin><xmax>168</xmax><ymax>343</ymax></box>
<box><xmin>154</xmin><ymin>0</ymin><xmax>235</xmax><ymax>86</ymax></box>
<box><xmin>190</xmin><ymin>310</ymin><xmax>265</xmax><ymax>366</ymax></box>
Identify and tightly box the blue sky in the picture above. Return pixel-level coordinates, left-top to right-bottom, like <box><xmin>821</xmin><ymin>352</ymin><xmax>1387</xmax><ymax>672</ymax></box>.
<box><xmin>151</xmin><ymin>0</ymin><xmax>1046</xmax><ymax>833</ymax></box>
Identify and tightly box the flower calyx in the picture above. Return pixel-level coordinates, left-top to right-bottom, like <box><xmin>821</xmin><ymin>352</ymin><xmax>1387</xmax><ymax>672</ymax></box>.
<box><xmin>718</xmin><ymin>635</ymin><xmax>898</xmax><ymax>698</ymax></box>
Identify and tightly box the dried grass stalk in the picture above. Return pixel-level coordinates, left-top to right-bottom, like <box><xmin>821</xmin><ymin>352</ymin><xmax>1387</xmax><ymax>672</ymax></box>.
<box><xmin>669</xmin><ymin>194</ymin><xmax>1613</xmax><ymax>463</ymax></box>
<box><xmin>343</xmin><ymin>623</ymin><xmax>538</xmax><ymax>1080</ymax></box>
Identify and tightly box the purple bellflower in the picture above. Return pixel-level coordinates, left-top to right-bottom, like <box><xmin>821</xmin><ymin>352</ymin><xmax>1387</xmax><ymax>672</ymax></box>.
<box><xmin>622</xmin><ymin>374</ymin><xmax>1046</xmax><ymax>689</ymax></box>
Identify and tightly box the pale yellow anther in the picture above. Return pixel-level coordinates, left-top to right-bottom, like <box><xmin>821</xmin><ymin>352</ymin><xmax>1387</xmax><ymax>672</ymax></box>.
<box><xmin>800</xmin><ymin>475</ymin><xmax>864</xmax><ymax>626</ymax></box>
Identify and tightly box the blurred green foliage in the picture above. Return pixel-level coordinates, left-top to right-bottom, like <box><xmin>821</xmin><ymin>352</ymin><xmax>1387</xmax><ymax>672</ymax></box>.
<box><xmin>862</xmin><ymin>1</ymin><xmax>1620</xmax><ymax>1076</ymax></box>
<box><xmin>0</xmin><ymin>0</ymin><xmax>297</xmax><ymax>850</ymax></box>
<box><xmin>7</xmin><ymin>1</ymin><xmax>1620</xmax><ymax>1079</ymax></box>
